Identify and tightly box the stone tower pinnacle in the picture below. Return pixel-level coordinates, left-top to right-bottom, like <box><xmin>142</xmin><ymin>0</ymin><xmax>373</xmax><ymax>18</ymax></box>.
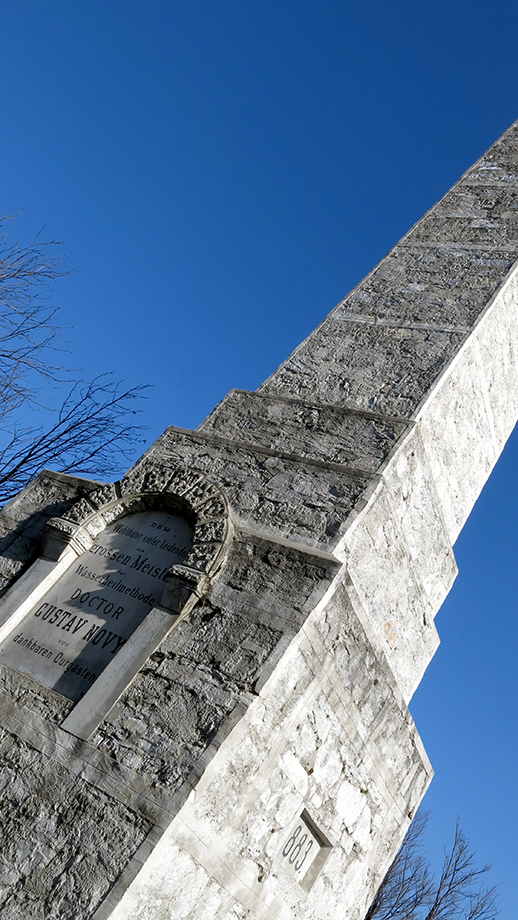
<box><xmin>0</xmin><ymin>120</ymin><xmax>517</xmax><ymax>919</ymax></box>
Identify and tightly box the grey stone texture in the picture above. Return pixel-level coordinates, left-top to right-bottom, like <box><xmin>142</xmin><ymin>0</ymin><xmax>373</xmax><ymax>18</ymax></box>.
<box><xmin>0</xmin><ymin>120</ymin><xmax>517</xmax><ymax>919</ymax></box>
<box><xmin>0</xmin><ymin>728</ymin><xmax>150</xmax><ymax>920</ymax></box>
<box><xmin>0</xmin><ymin>471</ymin><xmax>102</xmax><ymax>598</ymax></box>
<box><xmin>201</xmin><ymin>391</ymin><xmax>408</xmax><ymax>475</ymax></box>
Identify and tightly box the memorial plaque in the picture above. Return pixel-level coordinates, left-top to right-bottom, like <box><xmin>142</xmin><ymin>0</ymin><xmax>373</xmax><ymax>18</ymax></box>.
<box><xmin>0</xmin><ymin>510</ymin><xmax>194</xmax><ymax>701</ymax></box>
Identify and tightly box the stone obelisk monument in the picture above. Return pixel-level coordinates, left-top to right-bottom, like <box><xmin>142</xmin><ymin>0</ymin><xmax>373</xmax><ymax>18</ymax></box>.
<box><xmin>0</xmin><ymin>121</ymin><xmax>517</xmax><ymax>920</ymax></box>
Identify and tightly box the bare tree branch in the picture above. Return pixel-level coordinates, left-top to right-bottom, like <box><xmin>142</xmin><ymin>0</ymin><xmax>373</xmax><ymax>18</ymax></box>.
<box><xmin>366</xmin><ymin>812</ymin><xmax>433</xmax><ymax>920</ymax></box>
<box><xmin>0</xmin><ymin>215</ymin><xmax>149</xmax><ymax>503</ymax></box>
<box><xmin>364</xmin><ymin>813</ymin><xmax>498</xmax><ymax>920</ymax></box>
<box><xmin>0</xmin><ymin>215</ymin><xmax>67</xmax><ymax>406</ymax></box>
<box><xmin>423</xmin><ymin>820</ymin><xmax>498</xmax><ymax>920</ymax></box>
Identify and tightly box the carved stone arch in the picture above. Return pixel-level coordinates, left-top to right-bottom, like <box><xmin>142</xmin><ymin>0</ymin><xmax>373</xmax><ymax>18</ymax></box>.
<box><xmin>3</xmin><ymin>464</ymin><xmax>236</xmax><ymax>738</ymax></box>
<box><xmin>43</xmin><ymin>463</ymin><xmax>233</xmax><ymax>615</ymax></box>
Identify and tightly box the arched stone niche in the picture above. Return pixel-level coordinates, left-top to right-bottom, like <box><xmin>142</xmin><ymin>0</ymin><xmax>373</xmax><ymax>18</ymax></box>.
<box><xmin>0</xmin><ymin>465</ymin><xmax>232</xmax><ymax>739</ymax></box>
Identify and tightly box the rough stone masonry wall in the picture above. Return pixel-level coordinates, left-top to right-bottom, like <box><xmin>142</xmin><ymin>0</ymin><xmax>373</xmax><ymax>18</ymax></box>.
<box><xmin>0</xmin><ymin>120</ymin><xmax>517</xmax><ymax>920</ymax></box>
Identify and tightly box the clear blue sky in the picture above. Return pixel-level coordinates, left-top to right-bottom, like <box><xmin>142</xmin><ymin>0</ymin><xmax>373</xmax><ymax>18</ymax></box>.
<box><xmin>1</xmin><ymin>1</ymin><xmax>517</xmax><ymax>915</ymax></box>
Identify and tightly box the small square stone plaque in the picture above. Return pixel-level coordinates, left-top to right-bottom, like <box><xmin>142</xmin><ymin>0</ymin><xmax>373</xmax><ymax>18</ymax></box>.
<box><xmin>278</xmin><ymin>809</ymin><xmax>332</xmax><ymax>891</ymax></box>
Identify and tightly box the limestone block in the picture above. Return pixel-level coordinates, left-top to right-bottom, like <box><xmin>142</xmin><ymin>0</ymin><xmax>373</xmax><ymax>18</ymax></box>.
<box><xmin>199</xmin><ymin>390</ymin><xmax>409</xmax><ymax>475</ymax></box>
<box><xmin>109</xmin><ymin>577</ymin><xmax>431</xmax><ymax>920</ymax></box>
<box><xmin>337</xmin><ymin>243</ymin><xmax>515</xmax><ymax>330</ymax></box>
<box><xmin>151</xmin><ymin>430</ymin><xmax>370</xmax><ymax>548</ymax></box>
<box><xmin>416</xmin><ymin>275</ymin><xmax>518</xmax><ymax>543</ymax></box>
<box><xmin>0</xmin><ymin>730</ymin><xmax>150</xmax><ymax>920</ymax></box>
<box><xmin>473</xmin><ymin>279</ymin><xmax>518</xmax><ymax>453</ymax></box>
<box><xmin>380</xmin><ymin>427</ymin><xmax>456</xmax><ymax>611</ymax></box>
<box><xmin>261</xmin><ymin>318</ymin><xmax>466</xmax><ymax>418</ymax></box>
<box><xmin>342</xmin><ymin>483</ymin><xmax>440</xmax><ymax>701</ymax></box>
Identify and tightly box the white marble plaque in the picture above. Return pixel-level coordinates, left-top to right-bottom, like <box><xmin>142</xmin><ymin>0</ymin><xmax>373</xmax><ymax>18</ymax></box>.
<box><xmin>0</xmin><ymin>510</ymin><xmax>194</xmax><ymax>701</ymax></box>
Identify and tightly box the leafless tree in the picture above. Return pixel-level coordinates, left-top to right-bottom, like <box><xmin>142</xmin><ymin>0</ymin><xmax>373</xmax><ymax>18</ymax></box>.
<box><xmin>365</xmin><ymin>814</ymin><xmax>498</xmax><ymax>920</ymax></box>
<box><xmin>365</xmin><ymin>812</ymin><xmax>434</xmax><ymax>920</ymax></box>
<box><xmin>0</xmin><ymin>215</ymin><xmax>147</xmax><ymax>504</ymax></box>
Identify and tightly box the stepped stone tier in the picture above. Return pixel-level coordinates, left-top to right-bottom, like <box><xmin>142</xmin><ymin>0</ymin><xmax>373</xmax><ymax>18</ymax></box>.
<box><xmin>0</xmin><ymin>120</ymin><xmax>517</xmax><ymax>920</ymax></box>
